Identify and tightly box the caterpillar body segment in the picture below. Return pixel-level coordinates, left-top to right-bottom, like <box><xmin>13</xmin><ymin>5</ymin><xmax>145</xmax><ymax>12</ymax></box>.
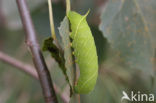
<box><xmin>67</xmin><ymin>11</ymin><xmax>98</xmax><ymax>94</ymax></box>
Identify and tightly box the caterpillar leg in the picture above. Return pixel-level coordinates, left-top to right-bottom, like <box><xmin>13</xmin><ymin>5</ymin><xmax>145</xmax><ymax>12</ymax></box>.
<box><xmin>70</xmin><ymin>43</ymin><xmax>72</xmax><ymax>47</ymax></box>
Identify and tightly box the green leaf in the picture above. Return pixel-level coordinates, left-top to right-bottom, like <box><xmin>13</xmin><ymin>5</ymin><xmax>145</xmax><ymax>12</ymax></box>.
<box><xmin>135</xmin><ymin>0</ymin><xmax>156</xmax><ymax>48</ymax></box>
<box><xmin>42</xmin><ymin>37</ymin><xmax>66</xmax><ymax>73</ymax></box>
<box><xmin>58</xmin><ymin>17</ymin><xmax>75</xmax><ymax>91</ymax></box>
<box><xmin>99</xmin><ymin>0</ymin><xmax>155</xmax><ymax>75</ymax></box>
<box><xmin>42</xmin><ymin>37</ymin><xmax>72</xmax><ymax>93</ymax></box>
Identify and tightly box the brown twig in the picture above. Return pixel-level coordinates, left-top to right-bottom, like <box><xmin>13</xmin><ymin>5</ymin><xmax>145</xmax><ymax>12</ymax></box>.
<box><xmin>16</xmin><ymin>0</ymin><xmax>58</xmax><ymax>103</ymax></box>
<box><xmin>0</xmin><ymin>52</ymin><xmax>38</xmax><ymax>79</ymax></box>
<box><xmin>0</xmin><ymin>51</ymin><xmax>69</xmax><ymax>103</ymax></box>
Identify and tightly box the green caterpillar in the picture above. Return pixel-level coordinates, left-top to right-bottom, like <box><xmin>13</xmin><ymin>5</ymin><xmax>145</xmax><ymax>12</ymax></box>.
<box><xmin>67</xmin><ymin>11</ymin><xmax>98</xmax><ymax>94</ymax></box>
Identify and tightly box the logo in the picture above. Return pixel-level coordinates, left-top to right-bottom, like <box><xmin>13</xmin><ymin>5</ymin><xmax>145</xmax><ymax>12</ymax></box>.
<box><xmin>121</xmin><ymin>91</ymin><xmax>155</xmax><ymax>102</ymax></box>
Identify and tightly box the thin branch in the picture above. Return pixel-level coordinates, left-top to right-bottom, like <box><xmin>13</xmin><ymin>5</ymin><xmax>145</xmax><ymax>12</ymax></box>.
<box><xmin>48</xmin><ymin>0</ymin><xmax>56</xmax><ymax>40</ymax></box>
<box><xmin>66</xmin><ymin>0</ymin><xmax>71</xmax><ymax>15</ymax></box>
<box><xmin>0</xmin><ymin>51</ymin><xmax>69</xmax><ymax>103</ymax></box>
<box><xmin>0</xmin><ymin>52</ymin><xmax>38</xmax><ymax>79</ymax></box>
<box><xmin>48</xmin><ymin>0</ymin><xmax>63</xmax><ymax>52</ymax></box>
<box><xmin>65</xmin><ymin>0</ymin><xmax>78</xmax><ymax>90</ymax></box>
<box><xmin>65</xmin><ymin>1</ymin><xmax>80</xmax><ymax>102</ymax></box>
<box><xmin>16</xmin><ymin>0</ymin><xmax>58</xmax><ymax>103</ymax></box>
<box><xmin>65</xmin><ymin>0</ymin><xmax>77</xmax><ymax>87</ymax></box>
